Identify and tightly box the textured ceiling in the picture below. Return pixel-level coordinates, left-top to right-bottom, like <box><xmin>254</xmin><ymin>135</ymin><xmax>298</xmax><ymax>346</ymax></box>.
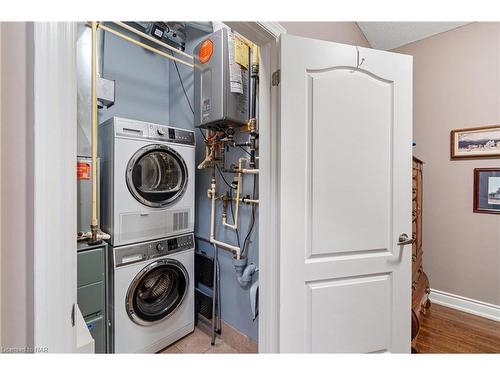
<box><xmin>357</xmin><ymin>22</ymin><xmax>471</xmax><ymax>50</ymax></box>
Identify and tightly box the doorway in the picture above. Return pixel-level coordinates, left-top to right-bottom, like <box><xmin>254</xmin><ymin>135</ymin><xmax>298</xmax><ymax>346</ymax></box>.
<box><xmin>72</xmin><ymin>21</ymin><xmax>280</xmax><ymax>353</ymax></box>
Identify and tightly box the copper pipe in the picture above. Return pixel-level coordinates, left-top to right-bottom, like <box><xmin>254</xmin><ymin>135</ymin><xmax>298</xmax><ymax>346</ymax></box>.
<box><xmin>113</xmin><ymin>21</ymin><xmax>193</xmax><ymax>61</ymax></box>
<box><xmin>98</xmin><ymin>23</ymin><xmax>194</xmax><ymax>68</ymax></box>
<box><xmin>91</xmin><ymin>21</ymin><xmax>99</xmax><ymax>242</ymax></box>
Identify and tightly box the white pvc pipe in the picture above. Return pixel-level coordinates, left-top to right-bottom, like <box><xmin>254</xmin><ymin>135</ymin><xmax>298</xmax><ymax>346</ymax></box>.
<box><xmin>209</xmin><ymin>179</ymin><xmax>241</xmax><ymax>259</ymax></box>
<box><xmin>212</xmin><ymin>239</ymin><xmax>240</xmax><ymax>256</ymax></box>
<box><xmin>208</xmin><ymin>154</ymin><xmax>260</xmax><ymax>259</ymax></box>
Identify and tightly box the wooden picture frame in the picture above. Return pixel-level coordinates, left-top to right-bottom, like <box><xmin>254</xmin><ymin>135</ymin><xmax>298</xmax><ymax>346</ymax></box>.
<box><xmin>474</xmin><ymin>168</ymin><xmax>500</xmax><ymax>215</ymax></box>
<box><xmin>450</xmin><ymin>125</ymin><xmax>500</xmax><ymax>159</ymax></box>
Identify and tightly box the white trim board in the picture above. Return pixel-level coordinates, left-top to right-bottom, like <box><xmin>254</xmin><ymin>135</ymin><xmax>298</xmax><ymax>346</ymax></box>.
<box><xmin>33</xmin><ymin>22</ymin><xmax>77</xmax><ymax>352</ymax></box>
<box><xmin>430</xmin><ymin>289</ymin><xmax>500</xmax><ymax>322</ymax></box>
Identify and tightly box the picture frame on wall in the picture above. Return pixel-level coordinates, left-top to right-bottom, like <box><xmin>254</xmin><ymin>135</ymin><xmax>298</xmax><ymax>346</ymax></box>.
<box><xmin>450</xmin><ymin>125</ymin><xmax>500</xmax><ymax>159</ymax></box>
<box><xmin>474</xmin><ymin>168</ymin><xmax>500</xmax><ymax>215</ymax></box>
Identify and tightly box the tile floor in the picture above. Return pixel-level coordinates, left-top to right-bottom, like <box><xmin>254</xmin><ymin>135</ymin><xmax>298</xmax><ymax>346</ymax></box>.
<box><xmin>161</xmin><ymin>327</ymin><xmax>238</xmax><ymax>354</ymax></box>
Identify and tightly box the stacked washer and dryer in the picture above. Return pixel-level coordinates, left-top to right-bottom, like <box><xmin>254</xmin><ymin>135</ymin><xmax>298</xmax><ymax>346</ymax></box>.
<box><xmin>99</xmin><ymin>117</ymin><xmax>196</xmax><ymax>353</ymax></box>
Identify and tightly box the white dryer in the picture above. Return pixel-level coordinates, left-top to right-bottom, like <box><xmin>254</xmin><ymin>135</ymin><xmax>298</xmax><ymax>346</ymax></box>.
<box><xmin>110</xmin><ymin>233</ymin><xmax>195</xmax><ymax>353</ymax></box>
<box><xmin>99</xmin><ymin>117</ymin><xmax>195</xmax><ymax>247</ymax></box>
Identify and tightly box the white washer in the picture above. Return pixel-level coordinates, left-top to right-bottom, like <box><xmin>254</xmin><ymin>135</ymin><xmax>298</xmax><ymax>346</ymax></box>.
<box><xmin>99</xmin><ymin>117</ymin><xmax>195</xmax><ymax>247</ymax></box>
<box><xmin>110</xmin><ymin>233</ymin><xmax>195</xmax><ymax>353</ymax></box>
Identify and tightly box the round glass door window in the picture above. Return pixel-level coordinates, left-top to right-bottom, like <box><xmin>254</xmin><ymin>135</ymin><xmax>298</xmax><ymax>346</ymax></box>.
<box><xmin>126</xmin><ymin>144</ymin><xmax>188</xmax><ymax>207</ymax></box>
<box><xmin>126</xmin><ymin>259</ymin><xmax>188</xmax><ymax>326</ymax></box>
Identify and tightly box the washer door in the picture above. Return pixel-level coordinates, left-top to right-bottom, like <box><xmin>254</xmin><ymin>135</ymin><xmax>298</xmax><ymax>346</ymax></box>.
<box><xmin>126</xmin><ymin>144</ymin><xmax>188</xmax><ymax>208</ymax></box>
<box><xmin>126</xmin><ymin>259</ymin><xmax>189</xmax><ymax>326</ymax></box>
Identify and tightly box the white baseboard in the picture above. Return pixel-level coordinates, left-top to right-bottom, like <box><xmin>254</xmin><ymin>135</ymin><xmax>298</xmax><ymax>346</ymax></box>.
<box><xmin>429</xmin><ymin>289</ymin><xmax>500</xmax><ymax>322</ymax></box>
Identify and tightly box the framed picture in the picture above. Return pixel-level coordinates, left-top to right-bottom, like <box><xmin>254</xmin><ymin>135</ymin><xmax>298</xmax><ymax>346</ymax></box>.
<box><xmin>450</xmin><ymin>125</ymin><xmax>500</xmax><ymax>159</ymax></box>
<box><xmin>474</xmin><ymin>168</ymin><xmax>500</xmax><ymax>214</ymax></box>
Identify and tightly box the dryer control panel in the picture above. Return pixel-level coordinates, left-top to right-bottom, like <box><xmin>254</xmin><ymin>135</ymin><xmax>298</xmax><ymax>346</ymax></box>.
<box><xmin>149</xmin><ymin>123</ymin><xmax>195</xmax><ymax>146</ymax></box>
<box><xmin>108</xmin><ymin>117</ymin><xmax>195</xmax><ymax>146</ymax></box>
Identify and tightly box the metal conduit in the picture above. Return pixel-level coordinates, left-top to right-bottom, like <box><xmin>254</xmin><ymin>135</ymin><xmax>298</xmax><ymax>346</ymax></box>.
<box><xmin>112</xmin><ymin>21</ymin><xmax>194</xmax><ymax>61</ymax></box>
<box><xmin>90</xmin><ymin>21</ymin><xmax>99</xmax><ymax>242</ymax></box>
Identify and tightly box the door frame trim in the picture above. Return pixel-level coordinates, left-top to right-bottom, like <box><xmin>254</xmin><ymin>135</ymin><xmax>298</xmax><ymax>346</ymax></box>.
<box><xmin>31</xmin><ymin>21</ymin><xmax>285</xmax><ymax>353</ymax></box>
<box><xmin>33</xmin><ymin>22</ymin><xmax>78</xmax><ymax>352</ymax></box>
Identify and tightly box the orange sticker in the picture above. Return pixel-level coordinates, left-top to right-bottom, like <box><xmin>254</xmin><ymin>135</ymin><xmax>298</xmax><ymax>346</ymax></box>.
<box><xmin>77</xmin><ymin>162</ymin><xmax>91</xmax><ymax>180</ymax></box>
<box><xmin>199</xmin><ymin>39</ymin><xmax>213</xmax><ymax>64</ymax></box>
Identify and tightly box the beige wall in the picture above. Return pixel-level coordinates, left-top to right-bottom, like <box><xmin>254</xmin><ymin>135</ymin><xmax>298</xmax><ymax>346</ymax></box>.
<box><xmin>1</xmin><ymin>22</ymin><xmax>35</xmax><ymax>349</ymax></box>
<box><xmin>279</xmin><ymin>22</ymin><xmax>370</xmax><ymax>47</ymax></box>
<box><xmin>394</xmin><ymin>22</ymin><xmax>500</xmax><ymax>305</ymax></box>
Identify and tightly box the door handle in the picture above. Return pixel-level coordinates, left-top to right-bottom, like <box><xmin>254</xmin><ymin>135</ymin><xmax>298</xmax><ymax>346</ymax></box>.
<box><xmin>397</xmin><ymin>233</ymin><xmax>414</xmax><ymax>246</ymax></box>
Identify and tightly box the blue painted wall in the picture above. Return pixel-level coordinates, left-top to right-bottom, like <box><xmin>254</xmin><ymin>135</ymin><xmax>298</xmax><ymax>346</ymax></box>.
<box><xmin>99</xmin><ymin>29</ymin><xmax>170</xmax><ymax>124</ymax></box>
<box><xmin>99</xmin><ymin>24</ymin><xmax>259</xmax><ymax>343</ymax></box>
<box><xmin>169</xmin><ymin>27</ymin><xmax>259</xmax><ymax>342</ymax></box>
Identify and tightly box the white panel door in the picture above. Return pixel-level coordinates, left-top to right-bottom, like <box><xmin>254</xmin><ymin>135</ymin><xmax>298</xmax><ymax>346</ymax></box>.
<box><xmin>279</xmin><ymin>35</ymin><xmax>412</xmax><ymax>353</ymax></box>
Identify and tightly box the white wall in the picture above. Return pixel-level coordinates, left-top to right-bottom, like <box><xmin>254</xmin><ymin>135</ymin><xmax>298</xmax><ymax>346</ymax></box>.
<box><xmin>0</xmin><ymin>22</ymin><xmax>35</xmax><ymax>351</ymax></box>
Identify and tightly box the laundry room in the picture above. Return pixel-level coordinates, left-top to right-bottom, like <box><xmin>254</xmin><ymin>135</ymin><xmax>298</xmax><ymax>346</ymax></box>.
<box><xmin>7</xmin><ymin>2</ymin><xmax>500</xmax><ymax>363</ymax></box>
<box><xmin>76</xmin><ymin>22</ymin><xmax>261</xmax><ymax>353</ymax></box>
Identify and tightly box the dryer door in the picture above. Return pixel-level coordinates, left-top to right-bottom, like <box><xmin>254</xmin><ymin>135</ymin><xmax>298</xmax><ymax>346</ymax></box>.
<box><xmin>126</xmin><ymin>144</ymin><xmax>188</xmax><ymax>208</ymax></box>
<box><xmin>126</xmin><ymin>259</ymin><xmax>189</xmax><ymax>326</ymax></box>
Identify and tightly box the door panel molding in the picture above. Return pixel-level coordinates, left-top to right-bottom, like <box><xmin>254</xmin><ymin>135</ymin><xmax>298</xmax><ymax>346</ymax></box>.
<box><xmin>279</xmin><ymin>34</ymin><xmax>412</xmax><ymax>353</ymax></box>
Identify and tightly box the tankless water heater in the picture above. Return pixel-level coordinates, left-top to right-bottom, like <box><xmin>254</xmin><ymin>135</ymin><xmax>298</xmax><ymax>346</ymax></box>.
<box><xmin>194</xmin><ymin>28</ymin><xmax>250</xmax><ymax>129</ymax></box>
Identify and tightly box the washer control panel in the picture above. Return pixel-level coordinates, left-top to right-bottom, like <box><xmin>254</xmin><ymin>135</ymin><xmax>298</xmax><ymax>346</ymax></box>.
<box><xmin>149</xmin><ymin>233</ymin><xmax>194</xmax><ymax>259</ymax></box>
<box><xmin>114</xmin><ymin>233</ymin><xmax>194</xmax><ymax>267</ymax></box>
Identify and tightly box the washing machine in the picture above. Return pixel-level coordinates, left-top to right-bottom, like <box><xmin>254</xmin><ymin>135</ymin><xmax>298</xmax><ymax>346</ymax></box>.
<box><xmin>99</xmin><ymin>117</ymin><xmax>195</xmax><ymax>246</ymax></box>
<box><xmin>109</xmin><ymin>233</ymin><xmax>195</xmax><ymax>353</ymax></box>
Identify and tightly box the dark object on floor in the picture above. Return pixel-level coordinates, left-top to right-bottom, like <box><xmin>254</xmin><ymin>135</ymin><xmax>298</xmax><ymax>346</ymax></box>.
<box><xmin>194</xmin><ymin>250</ymin><xmax>221</xmax><ymax>344</ymax></box>
<box><xmin>195</xmin><ymin>251</ymin><xmax>214</xmax><ymax>287</ymax></box>
<box><xmin>195</xmin><ymin>289</ymin><xmax>213</xmax><ymax>320</ymax></box>
<box><xmin>411</xmin><ymin>156</ymin><xmax>431</xmax><ymax>353</ymax></box>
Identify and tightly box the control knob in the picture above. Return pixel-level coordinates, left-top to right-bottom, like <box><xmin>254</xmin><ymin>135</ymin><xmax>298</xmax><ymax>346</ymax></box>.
<box><xmin>157</xmin><ymin>128</ymin><xmax>166</xmax><ymax>136</ymax></box>
<box><xmin>156</xmin><ymin>243</ymin><xmax>165</xmax><ymax>252</ymax></box>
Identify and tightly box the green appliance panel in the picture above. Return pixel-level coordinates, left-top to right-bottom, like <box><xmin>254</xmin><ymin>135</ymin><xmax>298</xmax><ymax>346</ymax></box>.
<box><xmin>77</xmin><ymin>243</ymin><xmax>108</xmax><ymax>353</ymax></box>
<box><xmin>85</xmin><ymin>314</ymin><xmax>106</xmax><ymax>354</ymax></box>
